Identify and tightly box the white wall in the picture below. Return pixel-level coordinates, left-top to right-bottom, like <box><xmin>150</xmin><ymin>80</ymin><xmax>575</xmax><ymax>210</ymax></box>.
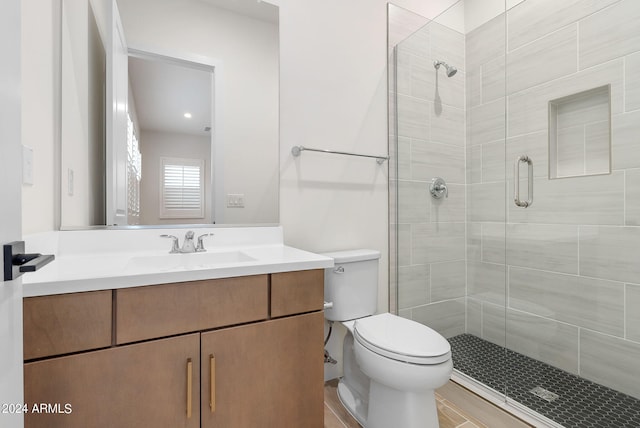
<box><xmin>274</xmin><ymin>0</ymin><xmax>462</xmax><ymax>314</ymax></box>
<box><xmin>21</xmin><ymin>0</ymin><xmax>57</xmax><ymax>234</ymax></box>
<box><xmin>139</xmin><ymin>130</ymin><xmax>211</xmax><ymax>225</ymax></box>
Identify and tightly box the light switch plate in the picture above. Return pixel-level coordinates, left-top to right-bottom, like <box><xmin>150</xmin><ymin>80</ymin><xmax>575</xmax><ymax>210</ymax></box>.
<box><xmin>227</xmin><ymin>193</ymin><xmax>245</xmax><ymax>208</ymax></box>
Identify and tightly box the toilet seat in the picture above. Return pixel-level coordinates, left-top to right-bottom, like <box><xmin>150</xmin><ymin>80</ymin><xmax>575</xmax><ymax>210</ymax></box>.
<box><xmin>353</xmin><ymin>313</ymin><xmax>451</xmax><ymax>364</ymax></box>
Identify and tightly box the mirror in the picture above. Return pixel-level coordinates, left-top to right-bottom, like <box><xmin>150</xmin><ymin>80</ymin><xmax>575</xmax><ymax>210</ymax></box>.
<box><xmin>59</xmin><ymin>0</ymin><xmax>279</xmax><ymax>228</ymax></box>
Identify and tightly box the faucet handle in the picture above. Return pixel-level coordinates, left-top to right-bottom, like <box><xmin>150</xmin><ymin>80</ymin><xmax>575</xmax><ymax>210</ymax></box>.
<box><xmin>196</xmin><ymin>233</ymin><xmax>214</xmax><ymax>252</ymax></box>
<box><xmin>160</xmin><ymin>234</ymin><xmax>180</xmax><ymax>253</ymax></box>
<box><xmin>185</xmin><ymin>230</ymin><xmax>195</xmax><ymax>240</ymax></box>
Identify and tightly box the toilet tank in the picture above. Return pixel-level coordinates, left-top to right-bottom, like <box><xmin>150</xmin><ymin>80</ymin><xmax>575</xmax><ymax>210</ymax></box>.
<box><xmin>321</xmin><ymin>249</ymin><xmax>380</xmax><ymax>321</ymax></box>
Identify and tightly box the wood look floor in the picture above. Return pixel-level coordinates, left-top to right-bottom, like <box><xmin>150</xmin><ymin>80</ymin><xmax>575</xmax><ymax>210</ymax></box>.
<box><xmin>324</xmin><ymin>379</ymin><xmax>534</xmax><ymax>428</ymax></box>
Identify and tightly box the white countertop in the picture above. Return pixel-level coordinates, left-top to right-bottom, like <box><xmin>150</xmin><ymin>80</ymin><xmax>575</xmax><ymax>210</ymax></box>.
<box><xmin>22</xmin><ymin>227</ymin><xmax>334</xmax><ymax>297</ymax></box>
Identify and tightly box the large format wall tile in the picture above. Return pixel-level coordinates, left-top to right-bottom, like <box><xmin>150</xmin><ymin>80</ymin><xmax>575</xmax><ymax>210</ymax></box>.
<box><xmin>625</xmin><ymin>169</ymin><xmax>640</xmax><ymax>225</ymax></box>
<box><xmin>579</xmin><ymin>0</ymin><xmax>640</xmax><ymax>69</ymax></box>
<box><xmin>411</xmin><ymin>222</ymin><xmax>465</xmax><ymax>264</ymax></box>
<box><xmin>430</xmin><ymin>22</ymin><xmax>465</xmax><ymax>74</ymax></box>
<box><xmin>481</xmin><ymin>222</ymin><xmax>505</xmax><ymax>264</ymax></box>
<box><xmin>482</xmin><ymin>55</ymin><xmax>506</xmax><ymax>104</ymax></box>
<box><xmin>612</xmin><ymin>111</ymin><xmax>640</xmax><ymax>170</ymax></box>
<box><xmin>397</xmin><ymin>180</ymin><xmax>429</xmax><ymax>223</ymax></box>
<box><xmin>434</xmin><ymin>69</ymin><xmax>466</xmax><ymax>110</ymax></box>
<box><xmin>508</xmin><ymin>59</ymin><xmax>624</xmax><ymax>138</ymax></box>
<box><xmin>467</xmin><ymin>261</ymin><xmax>506</xmax><ymax>306</ymax></box>
<box><xmin>466</xmin><ymin>222</ymin><xmax>482</xmax><ymax>262</ymax></box>
<box><xmin>467</xmin><ymin>182</ymin><xmax>506</xmax><ymax>223</ymax></box>
<box><xmin>431</xmin><ymin>260</ymin><xmax>466</xmax><ymax>302</ymax></box>
<box><xmin>627</xmin><ymin>284</ymin><xmax>640</xmax><ymax>342</ymax></box>
<box><xmin>409</xmin><ymin>54</ymin><xmax>436</xmax><ymax>101</ymax></box>
<box><xmin>506</xmin><ymin>309</ymin><xmax>580</xmax><ymax>375</ymax></box>
<box><xmin>395</xmin><ymin>137</ymin><xmax>411</xmax><ymax>180</ymax></box>
<box><xmin>507</xmin><ymin>0</ymin><xmax>619</xmax><ymax>52</ymax></box>
<box><xmin>466</xmin><ymin>67</ymin><xmax>482</xmax><ymax>108</ymax></box>
<box><xmin>581</xmin><ymin>329</ymin><xmax>640</xmax><ymax>400</ymax></box>
<box><xmin>468</xmin><ymin>98</ymin><xmax>505</xmax><ymax>145</ymax></box>
<box><xmin>395</xmin><ymin>47</ymin><xmax>413</xmax><ymax>97</ymax></box>
<box><xmin>397</xmin><ymin>24</ymin><xmax>429</xmax><ymax>58</ymax></box>
<box><xmin>580</xmin><ymin>226</ymin><xmax>640</xmax><ymax>283</ymax></box>
<box><xmin>508</xmin><ymin>171</ymin><xmax>625</xmax><ymax>225</ymax></box>
<box><xmin>482</xmin><ymin>301</ymin><xmax>506</xmax><ymax>347</ymax></box>
<box><xmin>482</xmin><ymin>141</ymin><xmax>506</xmax><ymax>183</ymax></box>
<box><xmin>466</xmin><ymin>15</ymin><xmax>505</xmax><ymax>72</ymax></box>
<box><xmin>509</xmin><ymin>267</ymin><xmax>624</xmax><ymax>336</ymax></box>
<box><xmin>398</xmin><ymin>264</ymin><xmax>430</xmax><ymax>310</ymax></box>
<box><xmin>411</xmin><ymin>140</ymin><xmax>465</xmax><ymax>183</ymax></box>
<box><xmin>506</xmin><ymin>25</ymin><xmax>578</xmax><ymax>95</ymax></box>
<box><xmin>626</xmin><ymin>51</ymin><xmax>640</xmax><ymax>112</ymax></box>
<box><xmin>397</xmin><ymin>94</ymin><xmax>430</xmax><ymax>140</ymax></box>
<box><xmin>432</xmin><ymin>104</ymin><xmax>465</xmax><ymax>146</ymax></box>
<box><xmin>506</xmin><ymin>224</ymin><xmax>579</xmax><ymax>274</ymax></box>
<box><xmin>466</xmin><ymin>298</ymin><xmax>482</xmax><ymax>337</ymax></box>
<box><xmin>412</xmin><ymin>298</ymin><xmax>466</xmax><ymax>338</ymax></box>
<box><xmin>397</xmin><ymin>224</ymin><xmax>411</xmax><ymax>267</ymax></box>
<box><xmin>505</xmin><ymin>131</ymin><xmax>549</xmax><ymax>179</ymax></box>
<box><xmin>466</xmin><ymin>145</ymin><xmax>482</xmax><ymax>184</ymax></box>
<box><xmin>431</xmin><ymin>184</ymin><xmax>465</xmax><ymax>223</ymax></box>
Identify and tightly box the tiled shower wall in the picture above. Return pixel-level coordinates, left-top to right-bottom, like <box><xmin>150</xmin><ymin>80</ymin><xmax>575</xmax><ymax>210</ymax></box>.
<box><xmin>392</xmin><ymin>17</ymin><xmax>468</xmax><ymax>338</ymax></box>
<box><xmin>465</xmin><ymin>0</ymin><xmax>640</xmax><ymax>400</ymax></box>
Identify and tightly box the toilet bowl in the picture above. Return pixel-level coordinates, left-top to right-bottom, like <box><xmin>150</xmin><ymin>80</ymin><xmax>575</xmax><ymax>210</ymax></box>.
<box><xmin>323</xmin><ymin>250</ymin><xmax>453</xmax><ymax>428</ymax></box>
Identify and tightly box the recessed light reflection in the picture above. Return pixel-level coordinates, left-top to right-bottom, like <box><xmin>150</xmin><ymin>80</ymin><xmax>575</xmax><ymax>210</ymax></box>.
<box><xmin>184</xmin><ymin>112</ymin><xmax>192</xmax><ymax>119</ymax></box>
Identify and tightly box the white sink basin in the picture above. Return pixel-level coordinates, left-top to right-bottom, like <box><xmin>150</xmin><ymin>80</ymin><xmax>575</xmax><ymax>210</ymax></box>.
<box><xmin>125</xmin><ymin>251</ymin><xmax>256</xmax><ymax>273</ymax></box>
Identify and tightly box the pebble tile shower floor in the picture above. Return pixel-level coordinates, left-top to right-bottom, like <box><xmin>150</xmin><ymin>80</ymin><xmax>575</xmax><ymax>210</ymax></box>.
<box><xmin>449</xmin><ymin>334</ymin><xmax>640</xmax><ymax>428</ymax></box>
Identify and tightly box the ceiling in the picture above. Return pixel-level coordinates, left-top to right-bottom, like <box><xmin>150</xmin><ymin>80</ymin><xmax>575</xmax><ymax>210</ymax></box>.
<box><xmin>198</xmin><ymin>0</ymin><xmax>279</xmax><ymax>24</ymax></box>
<box><xmin>128</xmin><ymin>56</ymin><xmax>212</xmax><ymax>137</ymax></box>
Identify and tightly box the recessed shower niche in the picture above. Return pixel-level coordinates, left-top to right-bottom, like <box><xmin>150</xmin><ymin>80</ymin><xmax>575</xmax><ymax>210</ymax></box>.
<box><xmin>548</xmin><ymin>85</ymin><xmax>611</xmax><ymax>179</ymax></box>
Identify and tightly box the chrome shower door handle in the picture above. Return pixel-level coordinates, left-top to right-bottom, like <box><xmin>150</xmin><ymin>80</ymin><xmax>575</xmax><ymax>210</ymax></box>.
<box><xmin>514</xmin><ymin>155</ymin><xmax>533</xmax><ymax>208</ymax></box>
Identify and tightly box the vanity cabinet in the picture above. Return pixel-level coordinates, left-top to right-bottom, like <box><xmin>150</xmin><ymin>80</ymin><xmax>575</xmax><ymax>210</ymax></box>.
<box><xmin>24</xmin><ymin>334</ymin><xmax>200</xmax><ymax>428</ymax></box>
<box><xmin>201</xmin><ymin>312</ymin><xmax>323</xmax><ymax>427</ymax></box>
<box><xmin>23</xmin><ymin>270</ymin><xmax>324</xmax><ymax>428</ymax></box>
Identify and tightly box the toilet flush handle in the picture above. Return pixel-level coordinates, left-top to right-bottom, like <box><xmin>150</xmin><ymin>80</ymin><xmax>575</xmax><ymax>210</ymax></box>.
<box><xmin>324</xmin><ymin>301</ymin><xmax>334</xmax><ymax>310</ymax></box>
<box><xmin>333</xmin><ymin>266</ymin><xmax>345</xmax><ymax>274</ymax></box>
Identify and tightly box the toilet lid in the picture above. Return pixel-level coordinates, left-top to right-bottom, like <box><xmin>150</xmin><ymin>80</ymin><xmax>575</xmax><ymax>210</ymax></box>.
<box><xmin>354</xmin><ymin>313</ymin><xmax>451</xmax><ymax>364</ymax></box>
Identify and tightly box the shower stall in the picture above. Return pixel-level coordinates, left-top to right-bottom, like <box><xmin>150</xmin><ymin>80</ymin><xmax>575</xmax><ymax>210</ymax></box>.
<box><xmin>388</xmin><ymin>1</ymin><xmax>640</xmax><ymax>426</ymax></box>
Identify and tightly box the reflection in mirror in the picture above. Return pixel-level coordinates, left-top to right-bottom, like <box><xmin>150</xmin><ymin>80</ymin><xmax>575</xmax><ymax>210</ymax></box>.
<box><xmin>59</xmin><ymin>0</ymin><xmax>279</xmax><ymax>229</ymax></box>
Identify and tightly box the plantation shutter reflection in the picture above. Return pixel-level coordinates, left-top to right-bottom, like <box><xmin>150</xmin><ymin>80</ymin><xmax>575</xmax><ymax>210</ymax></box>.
<box><xmin>160</xmin><ymin>157</ymin><xmax>205</xmax><ymax>218</ymax></box>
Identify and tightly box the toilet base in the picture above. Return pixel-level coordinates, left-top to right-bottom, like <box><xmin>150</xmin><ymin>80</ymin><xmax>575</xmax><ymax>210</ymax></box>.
<box><xmin>338</xmin><ymin>377</ymin><xmax>440</xmax><ymax>428</ymax></box>
<box><xmin>367</xmin><ymin>380</ymin><xmax>439</xmax><ymax>428</ymax></box>
<box><xmin>337</xmin><ymin>379</ymin><xmax>368</xmax><ymax>426</ymax></box>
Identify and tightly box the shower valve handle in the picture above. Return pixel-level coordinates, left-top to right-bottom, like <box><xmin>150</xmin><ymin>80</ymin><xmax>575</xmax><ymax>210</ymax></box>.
<box><xmin>430</xmin><ymin>177</ymin><xmax>448</xmax><ymax>199</ymax></box>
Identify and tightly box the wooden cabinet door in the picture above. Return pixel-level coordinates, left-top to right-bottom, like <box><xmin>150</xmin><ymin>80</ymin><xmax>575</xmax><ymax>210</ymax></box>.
<box><xmin>24</xmin><ymin>334</ymin><xmax>200</xmax><ymax>428</ymax></box>
<box><xmin>201</xmin><ymin>312</ymin><xmax>324</xmax><ymax>428</ymax></box>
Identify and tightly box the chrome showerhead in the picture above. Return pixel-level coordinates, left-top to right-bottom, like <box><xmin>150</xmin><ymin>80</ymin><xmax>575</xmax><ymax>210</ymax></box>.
<box><xmin>434</xmin><ymin>60</ymin><xmax>457</xmax><ymax>77</ymax></box>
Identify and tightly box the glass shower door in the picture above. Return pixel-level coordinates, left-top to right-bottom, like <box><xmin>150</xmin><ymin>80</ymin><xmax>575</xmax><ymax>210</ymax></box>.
<box><xmin>503</xmin><ymin>1</ymin><xmax>640</xmax><ymax>426</ymax></box>
<box><xmin>388</xmin><ymin>0</ymin><xmax>509</xmax><ymax>404</ymax></box>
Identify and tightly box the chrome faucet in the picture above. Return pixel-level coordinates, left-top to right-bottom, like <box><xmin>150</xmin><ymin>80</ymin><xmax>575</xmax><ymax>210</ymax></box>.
<box><xmin>181</xmin><ymin>231</ymin><xmax>197</xmax><ymax>253</ymax></box>
<box><xmin>160</xmin><ymin>231</ymin><xmax>214</xmax><ymax>253</ymax></box>
<box><xmin>196</xmin><ymin>233</ymin><xmax>214</xmax><ymax>252</ymax></box>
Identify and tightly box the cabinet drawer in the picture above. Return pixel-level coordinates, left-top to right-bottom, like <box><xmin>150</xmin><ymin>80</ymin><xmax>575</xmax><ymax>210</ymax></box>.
<box><xmin>116</xmin><ymin>275</ymin><xmax>268</xmax><ymax>344</ymax></box>
<box><xmin>271</xmin><ymin>269</ymin><xmax>324</xmax><ymax>318</ymax></box>
<box><xmin>23</xmin><ymin>290</ymin><xmax>113</xmax><ymax>360</ymax></box>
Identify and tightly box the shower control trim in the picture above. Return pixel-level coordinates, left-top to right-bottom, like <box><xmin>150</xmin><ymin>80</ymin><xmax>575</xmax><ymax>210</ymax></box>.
<box><xmin>430</xmin><ymin>177</ymin><xmax>449</xmax><ymax>199</ymax></box>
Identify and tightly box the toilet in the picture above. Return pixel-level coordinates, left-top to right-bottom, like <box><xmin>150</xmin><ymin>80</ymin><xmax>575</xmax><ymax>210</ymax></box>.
<box><xmin>323</xmin><ymin>249</ymin><xmax>452</xmax><ymax>428</ymax></box>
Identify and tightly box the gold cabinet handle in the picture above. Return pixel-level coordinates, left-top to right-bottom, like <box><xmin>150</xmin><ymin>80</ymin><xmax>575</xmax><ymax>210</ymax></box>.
<box><xmin>210</xmin><ymin>354</ymin><xmax>216</xmax><ymax>413</ymax></box>
<box><xmin>186</xmin><ymin>358</ymin><xmax>193</xmax><ymax>419</ymax></box>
